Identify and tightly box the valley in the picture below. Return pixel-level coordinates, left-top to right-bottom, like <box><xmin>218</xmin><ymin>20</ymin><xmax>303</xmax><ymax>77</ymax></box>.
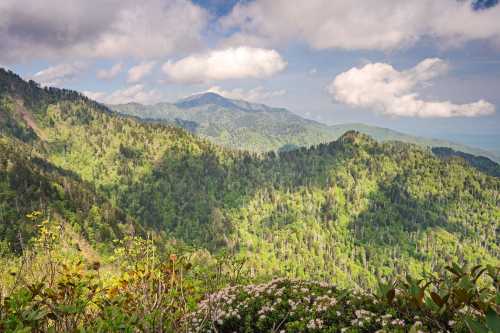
<box><xmin>0</xmin><ymin>68</ymin><xmax>498</xmax><ymax>332</ymax></box>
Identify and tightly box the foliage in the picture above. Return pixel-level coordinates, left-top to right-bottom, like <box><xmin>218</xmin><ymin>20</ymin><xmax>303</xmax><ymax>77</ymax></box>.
<box><xmin>1</xmin><ymin>218</ymin><xmax>498</xmax><ymax>332</ymax></box>
<box><xmin>0</xmin><ymin>135</ymin><xmax>135</xmax><ymax>252</ymax></box>
<box><xmin>187</xmin><ymin>262</ymin><xmax>499</xmax><ymax>332</ymax></box>
<box><xmin>110</xmin><ymin>92</ymin><xmax>500</xmax><ymax>162</ymax></box>
<box><xmin>0</xmin><ymin>67</ymin><xmax>499</xmax><ymax>331</ymax></box>
<box><xmin>0</xmin><ymin>213</ymin><xmax>256</xmax><ymax>332</ymax></box>
<box><xmin>432</xmin><ymin>147</ymin><xmax>500</xmax><ymax>177</ymax></box>
<box><xmin>0</xmin><ymin>68</ymin><xmax>499</xmax><ymax>288</ymax></box>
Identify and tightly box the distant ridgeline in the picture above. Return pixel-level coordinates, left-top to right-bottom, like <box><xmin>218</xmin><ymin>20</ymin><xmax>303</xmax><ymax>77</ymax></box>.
<box><xmin>110</xmin><ymin>93</ymin><xmax>500</xmax><ymax>163</ymax></box>
<box><xmin>0</xmin><ymin>67</ymin><xmax>499</xmax><ymax>288</ymax></box>
<box><xmin>432</xmin><ymin>147</ymin><xmax>500</xmax><ymax>177</ymax></box>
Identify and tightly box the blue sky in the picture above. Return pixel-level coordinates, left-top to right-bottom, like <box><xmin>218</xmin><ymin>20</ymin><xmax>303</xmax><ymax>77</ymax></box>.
<box><xmin>1</xmin><ymin>0</ymin><xmax>499</xmax><ymax>151</ymax></box>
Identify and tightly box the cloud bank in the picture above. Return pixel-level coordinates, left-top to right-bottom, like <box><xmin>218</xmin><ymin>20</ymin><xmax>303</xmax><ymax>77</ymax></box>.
<box><xmin>0</xmin><ymin>0</ymin><xmax>208</xmax><ymax>62</ymax></box>
<box><xmin>97</xmin><ymin>63</ymin><xmax>123</xmax><ymax>80</ymax></box>
<box><xmin>162</xmin><ymin>47</ymin><xmax>287</xmax><ymax>83</ymax></box>
<box><xmin>33</xmin><ymin>63</ymin><xmax>86</xmax><ymax>87</ymax></box>
<box><xmin>84</xmin><ymin>85</ymin><xmax>162</xmax><ymax>105</ymax></box>
<box><xmin>221</xmin><ymin>0</ymin><xmax>500</xmax><ymax>50</ymax></box>
<box><xmin>328</xmin><ymin>58</ymin><xmax>495</xmax><ymax>118</ymax></box>
<box><xmin>127</xmin><ymin>61</ymin><xmax>156</xmax><ymax>83</ymax></box>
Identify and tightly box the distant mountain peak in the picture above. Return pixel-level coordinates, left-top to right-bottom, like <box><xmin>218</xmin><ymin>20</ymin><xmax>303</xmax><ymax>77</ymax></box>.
<box><xmin>174</xmin><ymin>92</ymin><xmax>282</xmax><ymax>113</ymax></box>
<box><xmin>175</xmin><ymin>92</ymin><xmax>238</xmax><ymax>109</ymax></box>
<box><xmin>179</xmin><ymin>92</ymin><xmax>228</xmax><ymax>103</ymax></box>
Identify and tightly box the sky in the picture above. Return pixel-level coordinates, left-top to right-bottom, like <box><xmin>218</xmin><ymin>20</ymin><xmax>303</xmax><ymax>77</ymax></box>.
<box><xmin>1</xmin><ymin>0</ymin><xmax>500</xmax><ymax>150</ymax></box>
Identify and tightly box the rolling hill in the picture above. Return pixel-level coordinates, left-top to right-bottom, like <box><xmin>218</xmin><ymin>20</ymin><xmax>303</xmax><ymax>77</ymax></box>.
<box><xmin>111</xmin><ymin>93</ymin><xmax>500</xmax><ymax>162</ymax></box>
<box><xmin>1</xmin><ymin>67</ymin><xmax>498</xmax><ymax>288</ymax></box>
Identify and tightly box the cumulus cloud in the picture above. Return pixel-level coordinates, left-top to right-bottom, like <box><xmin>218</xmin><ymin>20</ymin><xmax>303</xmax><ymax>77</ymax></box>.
<box><xmin>0</xmin><ymin>0</ymin><xmax>208</xmax><ymax>63</ymax></box>
<box><xmin>162</xmin><ymin>46</ymin><xmax>287</xmax><ymax>83</ymax></box>
<box><xmin>328</xmin><ymin>58</ymin><xmax>495</xmax><ymax>118</ymax></box>
<box><xmin>220</xmin><ymin>0</ymin><xmax>500</xmax><ymax>50</ymax></box>
<box><xmin>127</xmin><ymin>61</ymin><xmax>156</xmax><ymax>83</ymax></box>
<box><xmin>33</xmin><ymin>63</ymin><xmax>86</xmax><ymax>87</ymax></box>
<box><xmin>204</xmin><ymin>86</ymin><xmax>286</xmax><ymax>101</ymax></box>
<box><xmin>97</xmin><ymin>63</ymin><xmax>123</xmax><ymax>80</ymax></box>
<box><xmin>84</xmin><ymin>84</ymin><xmax>162</xmax><ymax>105</ymax></box>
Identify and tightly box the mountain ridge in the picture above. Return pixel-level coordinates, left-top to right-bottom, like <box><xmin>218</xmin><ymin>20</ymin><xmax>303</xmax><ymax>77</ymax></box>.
<box><xmin>110</xmin><ymin>92</ymin><xmax>500</xmax><ymax>163</ymax></box>
<box><xmin>1</xmin><ymin>67</ymin><xmax>498</xmax><ymax>288</ymax></box>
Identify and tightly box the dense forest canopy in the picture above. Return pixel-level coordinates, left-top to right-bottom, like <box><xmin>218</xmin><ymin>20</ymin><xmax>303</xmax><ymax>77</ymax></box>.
<box><xmin>0</xmin><ymin>68</ymin><xmax>499</xmax><ymax>332</ymax></box>
<box><xmin>110</xmin><ymin>93</ymin><xmax>500</xmax><ymax>163</ymax></box>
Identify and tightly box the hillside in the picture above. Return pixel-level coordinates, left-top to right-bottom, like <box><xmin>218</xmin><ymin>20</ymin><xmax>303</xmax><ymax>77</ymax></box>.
<box><xmin>1</xmin><ymin>67</ymin><xmax>499</xmax><ymax>332</ymax></box>
<box><xmin>0</xmin><ymin>136</ymin><xmax>136</xmax><ymax>253</ymax></box>
<box><xmin>111</xmin><ymin>92</ymin><xmax>336</xmax><ymax>152</ymax></box>
<box><xmin>1</xmin><ymin>68</ymin><xmax>498</xmax><ymax>287</ymax></box>
<box><xmin>432</xmin><ymin>146</ymin><xmax>500</xmax><ymax>177</ymax></box>
<box><xmin>111</xmin><ymin>93</ymin><xmax>500</xmax><ymax>162</ymax></box>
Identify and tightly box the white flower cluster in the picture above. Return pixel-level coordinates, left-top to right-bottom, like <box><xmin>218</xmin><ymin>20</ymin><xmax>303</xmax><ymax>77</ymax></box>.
<box><xmin>307</xmin><ymin>318</ymin><xmax>324</xmax><ymax>330</ymax></box>
<box><xmin>185</xmin><ymin>278</ymin><xmax>439</xmax><ymax>333</ymax></box>
<box><xmin>351</xmin><ymin>309</ymin><xmax>376</xmax><ymax>328</ymax></box>
<box><xmin>187</xmin><ymin>278</ymin><xmax>341</xmax><ymax>331</ymax></box>
<box><xmin>313</xmin><ymin>295</ymin><xmax>338</xmax><ymax>312</ymax></box>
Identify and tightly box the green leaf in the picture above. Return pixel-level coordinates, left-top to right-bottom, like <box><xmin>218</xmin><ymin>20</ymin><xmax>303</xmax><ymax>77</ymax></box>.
<box><xmin>446</xmin><ymin>265</ymin><xmax>462</xmax><ymax>278</ymax></box>
<box><xmin>485</xmin><ymin>309</ymin><xmax>500</xmax><ymax>333</ymax></box>
<box><xmin>465</xmin><ymin>318</ymin><xmax>490</xmax><ymax>333</ymax></box>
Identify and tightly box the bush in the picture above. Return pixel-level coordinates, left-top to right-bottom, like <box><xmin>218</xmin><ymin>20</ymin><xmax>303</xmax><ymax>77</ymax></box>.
<box><xmin>187</xmin><ymin>264</ymin><xmax>499</xmax><ymax>333</ymax></box>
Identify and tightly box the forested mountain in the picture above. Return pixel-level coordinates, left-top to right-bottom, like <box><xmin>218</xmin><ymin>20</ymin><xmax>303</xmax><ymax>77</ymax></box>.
<box><xmin>0</xmin><ymin>136</ymin><xmax>138</xmax><ymax>254</ymax></box>
<box><xmin>1</xmin><ymin>68</ymin><xmax>498</xmax><ymax>288</ymax></box>
<box><xmin>432</xmin><ymin>146</ymin><xmax>500</xmax><ymax>177</ymax></box>
<box><xmin>111</xmin><ymin>92</ymin><xmax>335</xmax><ymax>152</ymax></box>
<box><xmin>111</xmin><ymin>93</ymin><xmax>500</xmax><ymax>162</ymax></box>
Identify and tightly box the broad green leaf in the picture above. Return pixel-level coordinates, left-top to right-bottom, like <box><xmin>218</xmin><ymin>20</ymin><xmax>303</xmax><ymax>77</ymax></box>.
<box><xmin>465</xmin><ymin>318</ymin><xmax>490</xmax><ymax>333</ymax></box>
<box><xmin>485</xmin><ymin>309</ymin><xmax>500</xmax><ymax>333</ymax></box>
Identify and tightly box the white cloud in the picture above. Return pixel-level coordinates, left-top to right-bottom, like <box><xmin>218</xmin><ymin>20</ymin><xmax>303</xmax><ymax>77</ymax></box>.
<box><xmin>97</xmin><ymin>63</ymin><xmax>123</xmax><ymax>80</ymax></box>
<box><xmin>0</xmin><ymin>0</ymin><xmax>208</xmax><ymax>63</ymax></box>
<box><xmin>127</xmin><ymin>61</ymin><xmax>156</xmax><ymax>83</ymax></box>
<box><xmin>220</xmin><ymin>0</ymin><xmax>500</xmax><ymax>51</ymax></box>
<box><xmin>205</xmin><ymin>86</ymin><xmax>286</xmax><ymax>102</ymax></box>
<box><xmin>84</xmin><ymin>84</ymin><xmax>162</xmax><ymax>105</ymax></box>
<box><xmin>33</xmin><ymin>62</ymin><xmax>86</xmax><ymax>87</ymax></box>
<box><xmin>162</xmin><ymin>46</ymin><xmax>287</xmax><ymax>83</ymax></box>
<box><xmin>83</xmin><ymin>91</ymin><xmax>107</xmax><ymax>102</ymax></box>
<box><xmin>328</xmin><ymin>58</ymin><xmax>495</xmax><ymax>118</ymax></box>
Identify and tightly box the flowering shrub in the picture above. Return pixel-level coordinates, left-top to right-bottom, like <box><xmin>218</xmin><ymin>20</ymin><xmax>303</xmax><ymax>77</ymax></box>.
<box><xmin>187</xmin><ymin>265</ymin><xmax>499</xmax><ymax>333</ymax></box>
<box><xmin>1</xmin><ymin>214</ymin><xmax>498</xmax><ymax>332</ymax></box>
<box><xmin>187</xmin><ymin>278</ymin><xmax>416</xmax><ymax>332</ymax></box>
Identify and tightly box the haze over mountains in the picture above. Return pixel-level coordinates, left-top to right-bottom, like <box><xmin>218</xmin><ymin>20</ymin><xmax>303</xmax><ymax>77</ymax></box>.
<box><xmin>111</xmin><ymin>92</ymin><xmax>500</xmax><ymax>162</ymax></box>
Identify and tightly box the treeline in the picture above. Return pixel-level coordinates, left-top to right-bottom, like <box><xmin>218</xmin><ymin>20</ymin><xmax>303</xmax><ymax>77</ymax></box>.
<box><xmin>432</xmin><ymin>146</ymin><xmax>500</xmax><ymax>177</ymax></box>
<box><xmin>0</xmin><ymin>68</ymin><xmax>498</xmax><ymax>288</ymax></box>
<box><xmin>1</xmin><ymin>221</ymin><xmax>498</xmax><ymax>332</ymax></box>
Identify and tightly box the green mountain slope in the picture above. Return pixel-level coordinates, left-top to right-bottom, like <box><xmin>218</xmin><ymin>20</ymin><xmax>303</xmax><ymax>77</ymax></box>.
<box><xmin>1</xmin><ymin>68</ymin><xmax>498</xmax><ymax>288</ymax></box>
<box><xmin>432</xmin><ymin>146</ymin><xmax>500</xmax><ymax>177</ymax></box>
<box><xmin>0</xmin><ymin>135</ymin><xmax>137</xmax><ymax>253</ymax></box>
<box><xmin>112</xmin><ymin>92</ymin><xmax>336</xmax><ymax>152</ymax></box>
<box><xmin>111</xmin><ymin>93</ymin><xmax>500</xmax><ymax>162</ymax></box>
